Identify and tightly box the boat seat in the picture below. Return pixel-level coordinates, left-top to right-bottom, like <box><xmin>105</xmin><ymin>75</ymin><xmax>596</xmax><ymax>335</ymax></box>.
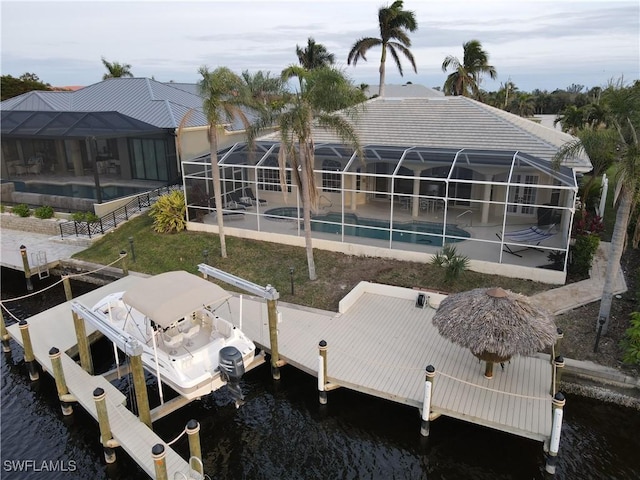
<box><xmin>163</xmin><ymin>331</ymin><xmax>183</xmax><ymax>355</ymax></box>
<box><xmin>182</xmin><ymin>324</ymin><xmax>201</xmax><ymax>346</ymax></box>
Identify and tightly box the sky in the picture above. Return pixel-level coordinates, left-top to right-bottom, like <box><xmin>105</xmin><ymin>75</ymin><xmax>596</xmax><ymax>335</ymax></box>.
<box><xmin>1</xmin><ymin>0</ymin><xmax>638</xmax><ymax>93</ymax></box>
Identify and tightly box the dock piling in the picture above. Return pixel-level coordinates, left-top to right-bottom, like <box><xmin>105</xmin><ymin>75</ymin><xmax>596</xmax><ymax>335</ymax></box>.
<box><xmin>545</xmin><ymin>392</ymin><xmax>566</xmax><ymax>475</ymax></box>
<box><xmin>186</xmin><ymin>419</ymin><xmax>203</xmax><ymax>475</ymax></box>
<box><xmin>49</xmin><ymin>347</ymin><xmax>74</xmax><ymax>415</ymax></box>
<box><xmin>120</xmin><ymin>250</ymin><xmax>129</xmax><ymax>276</ymax></box>
<box><xmin>18</xmin><ymin>320</ymin><xmax>39</xmax><ymax>381</ymax></box>
<box><xmin>63</xmin><ymin>276</ymin><xmax>94</xmax><ymax>374</ymax></box>
<box><xmin>1</xmin><ymin>308</ymin><xmax>11</xmax><ymax>353</ymax></box>
<box><xmin>267</xmin><ymin>298</ymin><xmax>280</xmax><ymax>380</ymax></box>
<box><xmin>420</xmin><ymin>365</ymin><xmax>436</xmax><ymax>436</ymax></box>
<box><xmin>552</xmin><ymin>328</ymin><xmax>564</xmax><ymax>364</ymax></box>
<box><xmin>19</xmin><ymin>245</ymin><xmax>33</xmax><ymax>292</ymax></box>
<box><xmin>318</xmin><ymin>340</ymin><xmax>328</xmax><ymax>404</ymax></box>
<box><xmin>152</xmin><ymin>444</ymin><xmax>169</xmax><ymax>480</ymax></box>
<box><xmin>129</xmin><ymin>341</ymin><xmax>152</xmax><ymax>429</ymax></box>
<box><xmin>551</xmin><ymin>356</ymin><xmax>565</xmax><ymax>395</ymax></box>
<box><xmin>93</xmin><ymin>387</ymin><xmax>117</xmax><ymax>464</ymax></box>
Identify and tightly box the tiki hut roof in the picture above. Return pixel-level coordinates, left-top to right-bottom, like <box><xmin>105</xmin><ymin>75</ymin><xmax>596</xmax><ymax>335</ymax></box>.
<box><xmin>432</xmin><ymin>287</ymin><xmax>557</xmax><ymax>360</ymax></box>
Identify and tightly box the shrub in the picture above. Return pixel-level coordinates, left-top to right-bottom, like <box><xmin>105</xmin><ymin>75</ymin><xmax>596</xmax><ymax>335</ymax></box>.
<box><xmin>71</xmin><ymin>211</ymin><xmax>100</xmax><ymax>223</ymax></box>
<box><xmin>150</xmin><ymin>190</ymin><xmax>186</xmax><ymax>233</ymax></box>
<box><xmin>12</xmin><ymin>203</ymin><xmax>31</xmax><ymax>217</ymax></box>
<box><xmin>569</xmin><ymin>234</ymin><xmax>600</xmax><ymax>277</ymax></box>
<box><xmin>431</xmin><ymin>244</ymin><xmax>470</xmax><ymax>283</ymax></box>
<box><xmin>621</xmin><ymin>312</ymin><xmax>640</xmax><ymax>365</ymax></box>
<box><xmin>34</xmin><ymin>205</ymin><xmax>54</xmax><ymax>219</ymax></box>
<box><xmin>572</xmin><ymin>208</ymin><xmax>604</xmax><ymax>237</ymax></box>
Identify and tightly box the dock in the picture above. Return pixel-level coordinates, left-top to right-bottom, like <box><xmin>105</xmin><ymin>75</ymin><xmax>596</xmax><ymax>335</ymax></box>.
<box><xmin>227</xmin><ymin>281</ymin><xmax>553</xmax><ymax>442</ymax></box>
<box><xmin>6</xmin><ymin>275</ymin><xmax>555</xmax><ymax>479</ymax></box>
<box><xmin>5</xmin><ymin>275</ymin><xmax>190</xmax><ymax>479</ymax></box>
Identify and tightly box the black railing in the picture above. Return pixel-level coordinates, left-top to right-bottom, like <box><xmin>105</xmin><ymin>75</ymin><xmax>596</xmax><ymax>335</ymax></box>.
<box><xmin>59</xmin><ymin>184</ymin><xmax>181</xmax><ymax>239</ymax></box>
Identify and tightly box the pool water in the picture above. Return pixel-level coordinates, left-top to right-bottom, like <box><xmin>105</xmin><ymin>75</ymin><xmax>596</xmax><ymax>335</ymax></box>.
<box><xmin>265</xmin><ymin>207</ymin><xmax>470</xmax><ymax>246</ymax></box>
<box><xmin>13</xmin><ymin>181</ymin><xmax>148</xmax><ymax>201</ymax></box>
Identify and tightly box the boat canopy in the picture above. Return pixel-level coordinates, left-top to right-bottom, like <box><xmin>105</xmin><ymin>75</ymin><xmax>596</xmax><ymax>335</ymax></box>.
<box><xmin>122</xmin><ymin>271</ymin><xmax>231</xmax><ymax>329</ymax></box>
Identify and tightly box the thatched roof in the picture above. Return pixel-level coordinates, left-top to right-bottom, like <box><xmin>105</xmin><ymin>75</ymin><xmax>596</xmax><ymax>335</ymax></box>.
<box><xmin>432</xmin><ymin>287</ymin><xmax>557</xmax><ymax>360</ymax></box>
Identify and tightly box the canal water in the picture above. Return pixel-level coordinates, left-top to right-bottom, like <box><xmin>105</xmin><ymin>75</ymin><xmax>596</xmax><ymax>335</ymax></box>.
<box><xmin>2</xmin><ymin>268</ymin><xmax>639</xmax><ymax>480</ymax></box>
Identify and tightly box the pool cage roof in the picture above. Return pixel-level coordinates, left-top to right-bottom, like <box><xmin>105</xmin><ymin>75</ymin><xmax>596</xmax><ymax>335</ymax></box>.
<box><xmin>185</xmin><ymin>141</ymin><xmax>578</xmax><ymax>190</ymax></box>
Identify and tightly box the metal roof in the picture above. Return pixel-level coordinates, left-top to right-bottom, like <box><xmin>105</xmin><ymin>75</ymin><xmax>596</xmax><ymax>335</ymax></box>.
<box><xmin>1</xmin><ymin>110</ymin><xmax>165</xmax><ymax>139</ymax></box>
<box><xmin>259</xmin><ymin>96</ymin><xmax>592</xmax><ymax>172</ymax></box>
<box><xmin>0</xmin><ymin>78</ymin><xmax>207</xmax><ymax>129</ymax></box>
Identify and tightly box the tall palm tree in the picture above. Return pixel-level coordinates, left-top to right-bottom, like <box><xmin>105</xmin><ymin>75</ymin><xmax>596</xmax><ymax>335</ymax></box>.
<box><xmin>296</xmin><ymin>38</ymin><xmax>335</xmax><ymax>70</ymax></box>
<box><xmin>347</xmin><ymin>0</ymin><xmax>417</xmax><ymax>97</ymax></box>
<box><xmin>101</xmin><ymin>57</ymin><xmax>133</xmax><ymax>79</ymax></box>
<box><xmin>554</xmin><ymin>81</ymin><xmax>640</xmax><ymax>335</ymax></box>
<box><xmin>198</xmin><ymin>66</ymin><xmax>278</xmax><ymax>258</ymax></box>
<box><xmin>441</xmin><ymin>40</ymin><xmax>497</xmax><ymax>99</ymax></box>
<box><xmin>277</xmin><ymin>66</ymin><xmax>364</xmax><ymax>280</ymax></box>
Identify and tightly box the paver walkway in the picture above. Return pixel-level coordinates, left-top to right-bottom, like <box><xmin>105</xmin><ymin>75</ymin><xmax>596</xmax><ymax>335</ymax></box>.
<box><xmin>531</xmin><ymin>242</ymin><xmax>627</xmax><ymax>315</ymax></box>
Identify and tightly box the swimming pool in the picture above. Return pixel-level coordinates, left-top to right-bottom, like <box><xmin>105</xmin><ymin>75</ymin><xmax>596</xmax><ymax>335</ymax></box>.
<box><xmin>13</xmin><ymin>182</ymin><xmax>149</xmax><ymax>201</ymax></box>
<box><xmin>264</xmin><ymin>207</ymin><xmax>470</xmax><ymax>246</ymax></box>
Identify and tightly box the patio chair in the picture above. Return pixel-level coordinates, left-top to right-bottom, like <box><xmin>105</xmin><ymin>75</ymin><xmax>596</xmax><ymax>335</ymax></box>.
<box><xmin>496</xmin><ymin>225</ymin><xmax>556</xmax><ymax>257</ymax></box>
<box><xmin>228</xmin><ymin>191</ymin><xmax>253</xmax><ymax>208</ymax></box>
<box><xmin>243</xmin><ymin>187</ymin><xmax>267</xmax><ymax>206</ymax></box>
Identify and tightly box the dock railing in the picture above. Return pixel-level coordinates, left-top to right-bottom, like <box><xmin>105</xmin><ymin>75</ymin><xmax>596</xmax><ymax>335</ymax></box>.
<box><xmin>59</xmin><ymin>184</ymin><xmax>181</xmax><ymax>239</ymax></box>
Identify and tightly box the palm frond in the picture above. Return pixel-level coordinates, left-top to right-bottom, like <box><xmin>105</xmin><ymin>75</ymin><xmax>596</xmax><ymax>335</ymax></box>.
<box><xmin>388</xmin><ymin>41</ymin><xmax>417</xmax><ymax>73</ymax></box>
<box><xmin>347</xmin><ymin>37</ymin><xmax>382</xmax><ymax>65</ymax></box>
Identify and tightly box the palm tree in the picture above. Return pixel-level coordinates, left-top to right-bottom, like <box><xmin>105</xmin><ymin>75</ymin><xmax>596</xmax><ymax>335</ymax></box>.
<box><xmin>296</xmin><ymin>38</ymin><xmax>335</xmax><ymax>70</ymax></box>
<box><xmin>347</xmin><ymin>0</ymin><xmax>418</xmax><ymax>97</ymax></box>
<box><xmin>198</xmin><ymin>66</ymin><xmax>278</xmax><ymax>258</ymax></box>
<box><xmin>554</xmin><ymin>81</ymin><xmax>640</xmax><ymax>335</ymax></box>
<box><xmin>241</xmin><ymin>70</ymin><xmax>285</xmax><ymax>107</ymax></box>
<box><xmin>441</xmin><ymin>40</ymin><xmax>497</xmax><ymax>99</ymax></box>
<box><xmin>277</xmin><ymin>66</ymin><xmax>364</xmax><ymax>280</ymax></box>
<box><xmin>101</xmin><ymin>57</ymin><xmax>133</xmax><ymax>79</ymax></box>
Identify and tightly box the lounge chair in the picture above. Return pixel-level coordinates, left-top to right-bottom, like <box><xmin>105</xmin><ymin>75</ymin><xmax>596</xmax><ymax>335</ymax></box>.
<box><xmin>243</xmin><ymin>187</ymin><xmax>267</xmax><ymax>206</ymax></box>
<box><xmin>496</xmin><ymin>225</ymin><xmax>556</xmax><ymax>257</ymax></box>
<box><xmin>228</xmin><ymin>191</ymin><xmax>252</xmax><ymax>209</ymax></box>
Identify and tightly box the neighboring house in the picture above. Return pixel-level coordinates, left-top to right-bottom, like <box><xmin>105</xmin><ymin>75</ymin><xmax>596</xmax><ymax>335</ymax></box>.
<box><xmin>364</xmin><ymin>83</ymin><xmax>444</xmax><ymax>98</ymax></box>
<box><xmin>184</xmin><ymin>92</ymin><xmax>591</xmax><ymax>284</ymax></box>
<box><xmin>0</xmin><ymin>78</ymin><xmax>248</xmax><ymax>210</ymax></box>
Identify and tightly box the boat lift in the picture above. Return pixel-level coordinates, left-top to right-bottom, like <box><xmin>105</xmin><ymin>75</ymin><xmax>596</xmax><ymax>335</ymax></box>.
<box><xmin>197</xmin><ymin>263</ymin><xmax>284</xmax><ymax>379</ymax></box>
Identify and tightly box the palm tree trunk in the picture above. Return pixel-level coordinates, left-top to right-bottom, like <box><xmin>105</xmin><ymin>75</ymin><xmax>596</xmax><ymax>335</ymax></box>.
<box><xmin>378</xmin><ymin>44</ymin><xmax>387</xmax><ymax>97</ymax></box>
<box><xmin>299</xmin><ymin>143</ymin><xmax>317</xmax><ymax>280</ymax></box>
<box><xmin>210</xmin><ymin>125</ymin><xmax>227</xmax><ymax>258</ymax></box>
<box><xmin>597</xmin><ymin>186</ymin><xmax>632</xmax><ymax>334</ymax></box>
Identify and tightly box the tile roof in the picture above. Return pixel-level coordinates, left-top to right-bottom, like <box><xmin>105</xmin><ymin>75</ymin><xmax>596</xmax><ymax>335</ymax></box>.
<box><xmin>260</xmin><ymin>96</ymin><xmax>591</xmax><ymax>171</ymax></box>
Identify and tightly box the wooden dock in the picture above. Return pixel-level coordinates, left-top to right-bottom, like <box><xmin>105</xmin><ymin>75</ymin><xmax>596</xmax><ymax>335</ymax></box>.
<box><xmin>5</xmin><ymin>275</ymin><xmax>190</xmax><ymax>479</ymax></box>
<box><xmin>224</xmin><ymin>281</ymin><xmax>553</xmax><ymax>443</ymax></box>
<box><xmin>6</xmin><ymin>275</ymin><xmax>554</xmax><ymax>479</ymax></box>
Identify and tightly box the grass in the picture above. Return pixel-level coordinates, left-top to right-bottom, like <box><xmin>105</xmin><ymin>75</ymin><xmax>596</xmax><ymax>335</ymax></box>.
<box><xmin>73</xmin><ymin>213</ymin><xmax>553</xmax><ymax>312</ymax></box>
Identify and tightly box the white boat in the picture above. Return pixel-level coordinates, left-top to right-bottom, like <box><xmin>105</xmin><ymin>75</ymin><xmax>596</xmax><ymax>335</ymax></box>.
<box><xmin>73</xmin><ymin>271</ymin><xmax>257</xmax><ymax>401</ymax></box>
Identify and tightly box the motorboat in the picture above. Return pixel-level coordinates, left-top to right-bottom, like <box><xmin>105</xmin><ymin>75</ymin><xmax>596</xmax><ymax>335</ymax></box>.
<box><xmin>71</xmin><ymin>271</ymin><xmax>257</xmax><ymax>402</ymax></box>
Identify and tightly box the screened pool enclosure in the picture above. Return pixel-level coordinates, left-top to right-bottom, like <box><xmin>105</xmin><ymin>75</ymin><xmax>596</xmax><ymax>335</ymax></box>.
<box><xmin>182</xmin><ymin>141</ymin><xmax>579</xmax><ymax>279</ymax></box>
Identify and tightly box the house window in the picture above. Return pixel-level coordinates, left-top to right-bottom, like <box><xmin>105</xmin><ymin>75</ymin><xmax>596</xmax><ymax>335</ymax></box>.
<box><xmin>129</xmin><ymin>138</ymin><xmax>169</xmax><ymax>181</ymax></box>
<box><xmin>257</xmin><ymin>157</ymin><xmax>290</xmax><ymax>192</ymax></box>
<box><xmin>508</xmin><ymin>174</ymin><xmax>538</xmax><ymax>214</ymax></box>
<box><xmin>322</xmin><ymin>159</ymin><xmax>342</xmax><ymax>192</ymax></box>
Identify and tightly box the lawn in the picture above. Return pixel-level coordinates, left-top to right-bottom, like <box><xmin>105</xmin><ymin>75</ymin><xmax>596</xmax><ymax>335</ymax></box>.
<box><xmin>73</xmin><ymin>213</ymin><xmax>552</xmax><ymax>312</ymax></box>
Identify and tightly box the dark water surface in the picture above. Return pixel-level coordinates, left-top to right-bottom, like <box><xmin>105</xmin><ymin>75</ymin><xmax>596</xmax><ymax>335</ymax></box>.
<box><xmin>2</xmin><ymin>268</ymin><xmax>640</xmax><ymax>479</ymax></box>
